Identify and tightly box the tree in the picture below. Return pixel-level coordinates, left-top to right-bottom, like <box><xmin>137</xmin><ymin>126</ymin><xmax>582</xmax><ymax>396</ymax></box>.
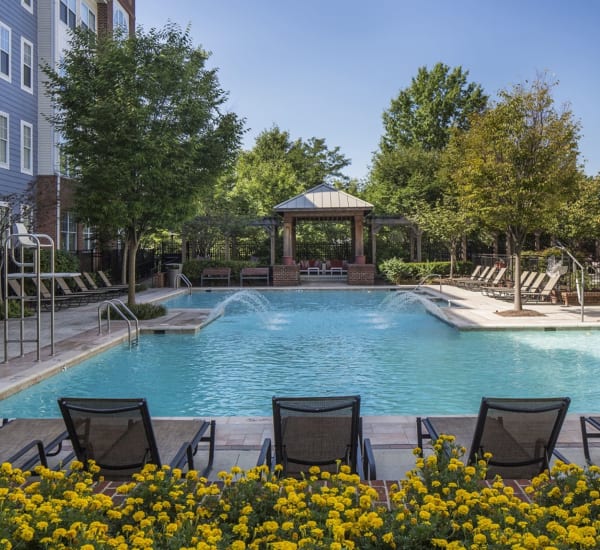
<box><xmin>44</xmin><ymin>25</ymin><xmax>243</xmax><ymax>304</ymax></box>
<box><xmin>381</xmin><ymin>62</ymin><xmax>488</xmax><ymax>153</ymax></box>
<box><xmin>411</xmin><ymin>197</ymin><xmax>474</xmax><ymax>279</ymax></box>
<box><xmin>445</xmin><ymin>78</ymin><xmax>581</xmax><ymax>310</ymax></box>
<box><xmin>230</xmin><ymin>126</ymin><xmax>350</xmax><ymax>216</ymax></box>
<box><xmin>365</xmin><ymin>63</ymin><xmax>487</xmax><ymax>215</ymax></box>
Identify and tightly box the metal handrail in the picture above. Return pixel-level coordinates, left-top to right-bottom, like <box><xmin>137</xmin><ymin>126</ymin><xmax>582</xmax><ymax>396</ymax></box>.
<box><xmin>414</xmin><ymin>273</ymin><xmax>443</xmax><ymax>294</ymax></box>
<box><xmin>176</xmin><ymin>273</ymin><xmax>193</xmax><ymax>294</ymax></box>
<box><xmin>98</xmin><ymin>299</ymin><xmax>139</xmax><ymax>347</ymax></box>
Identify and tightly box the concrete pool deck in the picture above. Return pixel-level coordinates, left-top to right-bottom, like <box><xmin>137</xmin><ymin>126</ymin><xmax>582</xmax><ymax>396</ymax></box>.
<box><xmin>1</xmin><ymin>282</ymin><xmax>600</xmax><ymax>479</ymax></box>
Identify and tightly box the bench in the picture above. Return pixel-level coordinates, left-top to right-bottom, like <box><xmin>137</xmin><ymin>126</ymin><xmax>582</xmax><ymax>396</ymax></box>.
<box><xmin>201</xmin><ymin>268</ymin><xmax>231</xmax><ymax>287</ymax></box>
<box><xmin>240</xmin><ymin>267</ymin><xmax>270</xmax><ymax>286</ymax></box>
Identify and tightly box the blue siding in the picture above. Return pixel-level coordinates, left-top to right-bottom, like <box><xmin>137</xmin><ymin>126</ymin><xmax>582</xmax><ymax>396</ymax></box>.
<box><xmin>0</xmin><ymin>0</ymin><xmax>37</xmax><ymax>197</ymax></box>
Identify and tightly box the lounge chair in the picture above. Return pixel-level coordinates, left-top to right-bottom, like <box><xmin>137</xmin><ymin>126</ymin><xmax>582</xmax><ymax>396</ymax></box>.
<box><xmin>257</xmin><ymin>395</ymin><xmax>376</xmax><ymax>479</ymax></box>
<box><xmin>489</xmin><ymin>272</ymin><xmax>546</xmax><ymax>301</ymax></box>
<box><xmin>97</xmin><ymin>270</ymin><xmax>128</xmax><ymax>291</ymax></box>
<box><xmin>54</xmin><ymin>276</ymin><xmax>98</xmax><ymax>304</ymax></box>
<box><xmin>417</xmin><ymin>397</ymin><xmax>570</xmax><ymax>479</ymax></box>
<box><xmin>72</xmin><ymin>274</ymin><xmax>120</xmax><ymax>299</ymax></box>
<box><xmin>0</xmin><ymin>418</ymin><xmax>70</xmax><ymax>471</ymax></box>
<box><xmin>453</xmin><ymin>265</ymin><xmax>488</xmax><ymax>287</ymax></box>
<box><xmin>7</xmin><ymin>278</ymin><xmax>74</xmax><ymax>310</ymax></box>
<box><xmin>467</xmin><ymin>266</ymin><xmax>507</xmax><ymax>290</ymax></box>
<box><xmin>521</xmin><ymin>273</ymin><xmax>562</xmax><ymax>303</ymax></box>
<box><xmin>58</xmin><ymin>397</ymin><xmax>216</xmax><ymax>480</ymax></box>
<box><xmin>459</xmin><ymin>266</ymin><xmax>498</xmax><ymax>289</ymax></box>
<box><xmin>580</xmin><ymin>416</ymin><xmax>600</xmax><ymax>464</ymax></box>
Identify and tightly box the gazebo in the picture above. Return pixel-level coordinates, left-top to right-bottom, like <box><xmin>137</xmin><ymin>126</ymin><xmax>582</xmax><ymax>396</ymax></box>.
<box><xmin>271</xmin><ymin>184</ymin><xmax>378</xmax><ymax>285</ymax></box>
<box><xmin>274</xmin><ymin>184</ymin><xmax>374</xmax><ymax>265</ymax></box>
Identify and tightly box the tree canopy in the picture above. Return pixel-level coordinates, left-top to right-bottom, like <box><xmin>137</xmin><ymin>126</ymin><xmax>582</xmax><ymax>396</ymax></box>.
<box><xmin>444</xmin><ymin>78</ymin><xmax>581</xmax><ymax>309</ymax></box>
<box><xmin>229</xmin><ymin>126</ymin><xmax>350</xmax><ymax>217</ymax></box>
<box><xmin>380</xmin><ymin>62</ymin><xmax>488</xmax><ymax>153</ymax></box>
<box><xmin>366</xmin><ymin>63</ymin><xmax>487</xmax><ymax>215</ymax></box>
<box><xmin>44</xmin><ymin>24</ymin><xmax>243</xmax><ymax>303</ymax></box>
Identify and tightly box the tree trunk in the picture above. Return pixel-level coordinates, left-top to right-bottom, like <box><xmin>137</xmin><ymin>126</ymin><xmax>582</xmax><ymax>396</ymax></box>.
<box><xmin>127</xmin><ymin>237</ymin><xmax>139</xmax><ymax>306</ymax></box>
<box><xmin>449</xmin><ymin>248</ymin><xmax>456</xmax><ymax>279</ymax></box>
<box><xmin>512</xmin><ymin>252</ymin><xmax>523</xmax><ymax>311</ymax></box>
<box><xmin>121</xmin><ymin>243</ymin><xmax>128</xmax><ymax>285</ymax></box>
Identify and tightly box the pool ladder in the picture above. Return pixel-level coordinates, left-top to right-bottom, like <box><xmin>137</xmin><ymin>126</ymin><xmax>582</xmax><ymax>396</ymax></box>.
<box><xmin>98</xmin><ymin>299</ymin><xmax>140</xmax><ymax>347</ymax></box>
<box><xmin>175</xmin><ymin>273</ymin><xmax>193</xmax><ymax>294</ymax></box>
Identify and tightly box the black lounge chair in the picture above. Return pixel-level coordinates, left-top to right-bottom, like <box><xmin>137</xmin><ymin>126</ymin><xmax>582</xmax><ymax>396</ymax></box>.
<box><xmin>0</xmin><ymin>418</ymin><xmax>70</xmax><ymax>471</ymax></box>
<box><xmin>58</xmin><ymin>397</ymin><xmax>216</xmax><ymax>480</ymax></box>
<box><xmin>417</xmin><ymin>397</ymin><xmax>570</xmax><ymax>479</ymax></box>
<box><xmin>257</xmin><ymin>395</ymin><xmax>376</xmax><ymax>479</ymax></box>
<box><xmin>580</xmin><ymin>416</ymin><xmax>600</xmax><ymax>464</ymax></box>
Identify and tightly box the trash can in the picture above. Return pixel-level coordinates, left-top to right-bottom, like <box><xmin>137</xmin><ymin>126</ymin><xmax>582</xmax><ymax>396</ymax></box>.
<box><xmin>165</xmin><ymin>263</ymin><xmax>182</xmax><ymax>288</ymax></box>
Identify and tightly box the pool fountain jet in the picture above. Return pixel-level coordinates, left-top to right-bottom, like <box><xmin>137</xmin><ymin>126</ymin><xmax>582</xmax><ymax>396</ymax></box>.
<box><xmin>380</xmin><ymin>291</ymin><xmax>449</xmax><ymax>322</ymax></box>
<box><xmin>204</xmin><ymin>290</ymin><xmax>271</xmax><ymax>325</ymax></box>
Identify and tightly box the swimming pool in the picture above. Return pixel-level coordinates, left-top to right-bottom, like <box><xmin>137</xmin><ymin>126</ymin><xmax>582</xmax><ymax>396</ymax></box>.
<box><xmin>1</xmin><ymin>289</ymin><xmax>599</xmax><ymax>418</ymax></box>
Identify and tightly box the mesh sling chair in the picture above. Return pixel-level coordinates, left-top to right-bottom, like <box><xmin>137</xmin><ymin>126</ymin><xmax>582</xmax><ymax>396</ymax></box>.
<box><xmin>0</xmin><ymin>418</ymin><xmax>71</xmax><ymax>471</ymax></box>
<box><xmin>58</xmin><ymin>397</ymin><xmax>215</xmax><ymax>480</ymax></box>
<box><xmin>580</xmin><ymin>415</ymin><xmax>600</xmax><ymax>464</ymax></box>
<box><xmin>257</xmin><ymin>395</ymin><xmax>376</xmax><ymax>479</ymax></box>
<box><xmin>417</xmin><ymin>397</ymin><xmax>570</xmax><ymax>479</ymax></box>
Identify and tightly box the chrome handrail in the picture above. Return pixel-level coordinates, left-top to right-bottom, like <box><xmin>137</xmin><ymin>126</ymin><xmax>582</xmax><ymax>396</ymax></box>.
<box><xmin>98</xmin><ymin>299</ymin><xmax>139</xmax><ymax>347</ymax></box>
<box><xmin>176</xmin><ymin>273</ymin><xmax>193</xmax><ymax>294</ymax></box>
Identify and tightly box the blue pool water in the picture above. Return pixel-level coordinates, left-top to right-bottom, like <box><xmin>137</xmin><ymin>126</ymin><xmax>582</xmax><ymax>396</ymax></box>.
<box><xmin>1</xmin><ymin>290</ymin><xmax>599</xmax><ymax>418</ymax></box>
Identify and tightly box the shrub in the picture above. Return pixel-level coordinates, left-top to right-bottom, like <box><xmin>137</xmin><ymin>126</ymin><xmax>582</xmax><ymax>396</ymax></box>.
<box><xmin>122</xmin><ymin>302</ymin><xmax>166</xmax><ymax>320</ymax></box>
<box><xmin>379</xmin><ymin>258</ymin><xmax>473</xmax><ymax>283</ymax></box>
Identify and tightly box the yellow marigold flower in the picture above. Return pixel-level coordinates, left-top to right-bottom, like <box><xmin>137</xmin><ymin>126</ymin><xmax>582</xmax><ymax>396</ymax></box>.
<box><xmin>230</xmin><ymin>541</ymin><xmax>246</xmax><ymax>550</ymax></box>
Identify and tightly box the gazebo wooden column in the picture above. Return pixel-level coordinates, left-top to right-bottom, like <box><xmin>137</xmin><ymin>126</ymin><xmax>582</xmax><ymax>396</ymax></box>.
<box><xmin>353</xmin><ymin>214</ymin><xmax>365</xmax><ymax>264</ymax></box>
<box><xmin>282</xmin><ymin>213</ymin><xmax>295</xmax><ymax>265</ymax></box>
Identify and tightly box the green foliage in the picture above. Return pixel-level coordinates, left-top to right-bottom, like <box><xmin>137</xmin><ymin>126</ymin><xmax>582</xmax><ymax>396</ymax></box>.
<box><xmin>380</xmin><ymin>62</ymin><xmax>488</xmax><ymax>152</ymax></box>
<box><xmin>446</xmin><ymin>77</ymin><xmax>581</xmax><ymax>253</ymax></box>
<box><xmin>43</xmin><ymin>23</ymin><xmax>243</xmax><ymax>303</ymax></box>
<box><xmin>0</xmin><ymin>300</ymin><xmax>33</xmax><ymax>319</ymax></box>
<box><xmin>118</xmin><ymin>302</ymin><xmax>166</xmax><ymax>320</ymax></box>
<box><xmin>379</xmin><ymin>258</ymin><xmax>472</xmax><ymax>283</ymax></box>
<box><xmin>230</xmin><ymin>126</ymin><xmax>351</xmax><ymax>216</ymax></box>
<box><xmin>39</xmin><ymin>249</ymin><xmax>80</xmax><ymax>274</ymax></box>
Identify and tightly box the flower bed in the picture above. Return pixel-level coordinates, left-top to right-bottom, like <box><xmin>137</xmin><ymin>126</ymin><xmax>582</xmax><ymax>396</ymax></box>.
<box><xmin>1</xmin><ymin>437</ymin><xmax>599</xmax><ymax>548</ymax></box>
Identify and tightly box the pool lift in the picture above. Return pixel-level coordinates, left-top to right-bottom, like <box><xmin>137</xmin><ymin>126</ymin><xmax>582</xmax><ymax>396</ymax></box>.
<box><xmin>2</xmin><ymin>223</ymin><xmax>56</xmax><ymax>362</ymax></box>
<box><xmin>554</xmin><ymin>240</ymin><xmax>585</xmax><ymax>322</ymax></box>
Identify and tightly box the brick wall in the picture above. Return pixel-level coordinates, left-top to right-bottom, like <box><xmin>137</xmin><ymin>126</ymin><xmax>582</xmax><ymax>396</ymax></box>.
<box><xmin>273</xmin><ymin>265</ymin><xmax>300</xmax><ymax>287</ymax></box>
<box><xmin>347</xmin><ymin>264</ymin><xmax>375</xmax><ymax>285</ymax></box>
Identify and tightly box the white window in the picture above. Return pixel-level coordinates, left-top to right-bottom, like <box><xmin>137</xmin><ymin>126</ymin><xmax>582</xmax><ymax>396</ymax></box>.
<box><xmin>81</xmin><ymin>3</ymin><xmax>96</xmax><ymax>32</ymax></box>
<box><xmin>21</xmin><ymin>37</ymin><xmax>33</xmax><ymax>93</ymax></box>
<box><xmin>61</xmin><ymin>212</ymin><xmax>77</xmax><ymax>251</ymax></box>
<box><xmin>113</xmin><ymin>3</ymin><xmax>129</xmax><ymax>33</ymax></box>
<box><xmin>0</xmin><ymin>23</ymin><xmax>10</xmax><ymax>82</ymax></box>
<box><xmin>60</xmin><ymin>0</ymin><xmax>76</xmax><ymax>30</ymax></box>
<box><xmin>21</xmin><ymin>121</ymin><xmax>33</xmax><ymax>174</ymax></box>
<box><xmin>0</xmin><ymin>113</ymin><xmax>8</xmax><ymax>169</ymax></box>
<box><xmin>21</xmin><ymin>0</ymin><xmax>34</xmax><ymax>14</ymax></box>
<box><xmin>83</xmin><ymin>225</ymin><xmax>95</xmax><ymax>250</ymax></box>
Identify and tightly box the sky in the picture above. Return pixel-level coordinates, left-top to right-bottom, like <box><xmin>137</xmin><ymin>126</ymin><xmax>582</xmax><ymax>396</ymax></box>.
<box><xmin>137</xmin><ymin>0</ymin><xmax>600</xmax><ymax>181</ymax></box>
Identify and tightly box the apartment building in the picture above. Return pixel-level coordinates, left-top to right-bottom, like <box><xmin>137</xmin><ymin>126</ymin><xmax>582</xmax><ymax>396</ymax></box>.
<box><xmin>0</xmin><ymin>0</ymin><xmax>135</xmax><ymax>251</ymax></box>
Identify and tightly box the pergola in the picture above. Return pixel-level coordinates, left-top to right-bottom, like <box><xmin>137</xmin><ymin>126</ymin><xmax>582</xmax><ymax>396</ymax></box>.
<box><xmin>274</xmin><ymin>184</ymin><xmax>374</xmax><ymax>265</ymax></box>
